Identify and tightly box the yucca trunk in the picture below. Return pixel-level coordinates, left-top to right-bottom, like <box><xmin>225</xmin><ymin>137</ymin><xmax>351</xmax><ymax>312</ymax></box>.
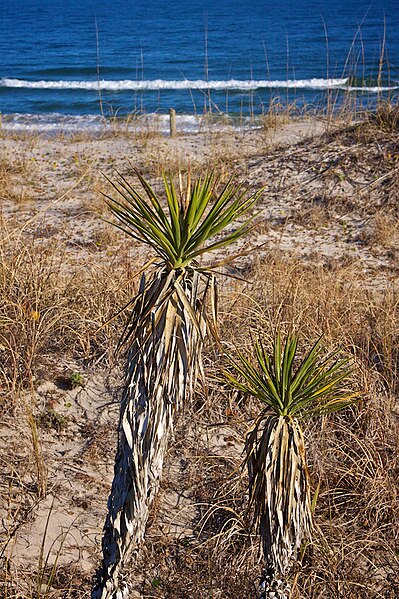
<box><xmin>246</xmin><ymin>415</ymin><xmax>312</xmax><ymax>598</ymax></box>
<box><xmin>92</xmin><ymin>267</ymin><xmax>208</xmax><ymax>599</ymax></box>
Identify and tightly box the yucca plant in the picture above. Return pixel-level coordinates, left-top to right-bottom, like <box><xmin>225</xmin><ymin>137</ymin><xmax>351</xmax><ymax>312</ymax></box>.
<box><xmin>92</xmin><ymin>171</ymin><xmax>262</xmax><ymax>599</ymax></box>
<box><xmin>223</xmin><ymin>333</ymin><xmax>357</xmax><ymax>598</ymax></box>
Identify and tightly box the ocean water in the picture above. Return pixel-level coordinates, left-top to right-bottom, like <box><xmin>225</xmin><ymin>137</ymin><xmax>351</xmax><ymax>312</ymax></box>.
<box><xmin>0</xmin><ymin>0</ymin><xmax>398</xmax><ymax>132</ymax></box>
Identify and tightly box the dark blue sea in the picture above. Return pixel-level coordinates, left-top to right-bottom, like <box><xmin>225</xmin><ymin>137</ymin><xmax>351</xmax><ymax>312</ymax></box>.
<box><xmin>0</xmin><ymin>0</ymin><xmax>398</xmax><ymax>132</ymax></box>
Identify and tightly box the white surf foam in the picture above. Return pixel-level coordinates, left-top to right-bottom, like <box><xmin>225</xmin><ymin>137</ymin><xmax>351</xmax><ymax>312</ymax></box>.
<box><xmin>0</xmin><ymin>112</ymin><xmax>247</xmax><ymax>134</ymax></box>
<box><xmin>0</xmin><ymin>77</ymin><xmax>353</xmax><ymax>91</ymax></box>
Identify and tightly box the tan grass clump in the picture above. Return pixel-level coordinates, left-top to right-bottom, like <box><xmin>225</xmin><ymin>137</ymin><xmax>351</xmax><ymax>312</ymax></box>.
<box><xmin>0</xmin><ymin>228</ymin><xmax>138</xmax><ymax>413</ymax></box>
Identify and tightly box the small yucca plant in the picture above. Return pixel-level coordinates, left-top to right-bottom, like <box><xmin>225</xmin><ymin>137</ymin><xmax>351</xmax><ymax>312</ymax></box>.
<box><xmin>92</xmin><ymin>171</ymin><xmax>261</xmax><ymax>599</ymax></box>
<box><xmin>223</xmin><ymin>333</ymin><xmax>357</xmax><ymax>598</ymax></box>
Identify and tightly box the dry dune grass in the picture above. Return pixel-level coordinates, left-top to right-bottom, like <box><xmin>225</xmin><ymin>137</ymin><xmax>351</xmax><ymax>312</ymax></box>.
<box><xmin>114</xmin><ymin>252</ymin><xmax>399</xmax><ymax>599</ymax></box>
<box><xmin>0</xmin><ymin>232</ymin><xmax>138</xmax><ymax>411</ymax></box>
<box><xmin>0</xmin><ymin>153</ymin><xmax>34</xmax><ymax>204</ymax></box>
<box><xmin>0</xmin><ymin>108</ymin><xmax>398</xmax><ymax>598</ymax></box>
<box><xmin>215</xmin><ymin>255</ymin><xmax>399</xmax><ymax>598</ymax></box>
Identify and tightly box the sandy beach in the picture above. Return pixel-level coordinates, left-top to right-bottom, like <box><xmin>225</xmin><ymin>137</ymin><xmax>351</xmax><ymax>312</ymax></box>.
<box><xmin>2</xmin><ymin>116</ymin><xmax>396</xmax><ymax>269</ymax></box>
<box><xmin>1</xmin><ymin>112</ymin><xmax>399</xmax><ymax>597</ymax></box>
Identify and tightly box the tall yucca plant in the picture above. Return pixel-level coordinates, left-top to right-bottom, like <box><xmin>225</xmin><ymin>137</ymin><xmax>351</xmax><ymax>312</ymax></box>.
<box><xmin>223</xmin><ymin>334</ymin><xmax>357</xmax><ymax>598</ymax></box>
<box><xmin>92</xmin><ymin>171</ymin><xmax>261</xmax><ymax>599</ymax></box>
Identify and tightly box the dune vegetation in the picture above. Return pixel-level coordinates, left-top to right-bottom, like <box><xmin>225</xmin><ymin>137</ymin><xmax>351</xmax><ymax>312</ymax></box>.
<box><xmin>1</xmin><ymin>103</ymin><xmax>399</xmax><ymax>598</ymax></box>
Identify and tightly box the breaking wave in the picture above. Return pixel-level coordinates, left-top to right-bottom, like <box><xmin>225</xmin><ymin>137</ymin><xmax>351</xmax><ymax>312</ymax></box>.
<box><xmin>0</xmin><ymin>112</ymin><xmax>242</xmax><ymax>134</ymax></box>
<box><xmin>0</xmin><ymin>76</ymin><xmax>358</xmax><ymax>91</ymax></box>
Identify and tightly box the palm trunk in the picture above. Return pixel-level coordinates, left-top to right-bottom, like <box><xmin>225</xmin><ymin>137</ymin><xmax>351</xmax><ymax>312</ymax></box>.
<box><xmin>246</xmin><ymin>415</ymin><xmax>312</xmax><ymax>598</ymax></box>
<box><xmin>92</xmin><ymin>267</ymin><xmax>208</xmax><ymax>599</ymax></box>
